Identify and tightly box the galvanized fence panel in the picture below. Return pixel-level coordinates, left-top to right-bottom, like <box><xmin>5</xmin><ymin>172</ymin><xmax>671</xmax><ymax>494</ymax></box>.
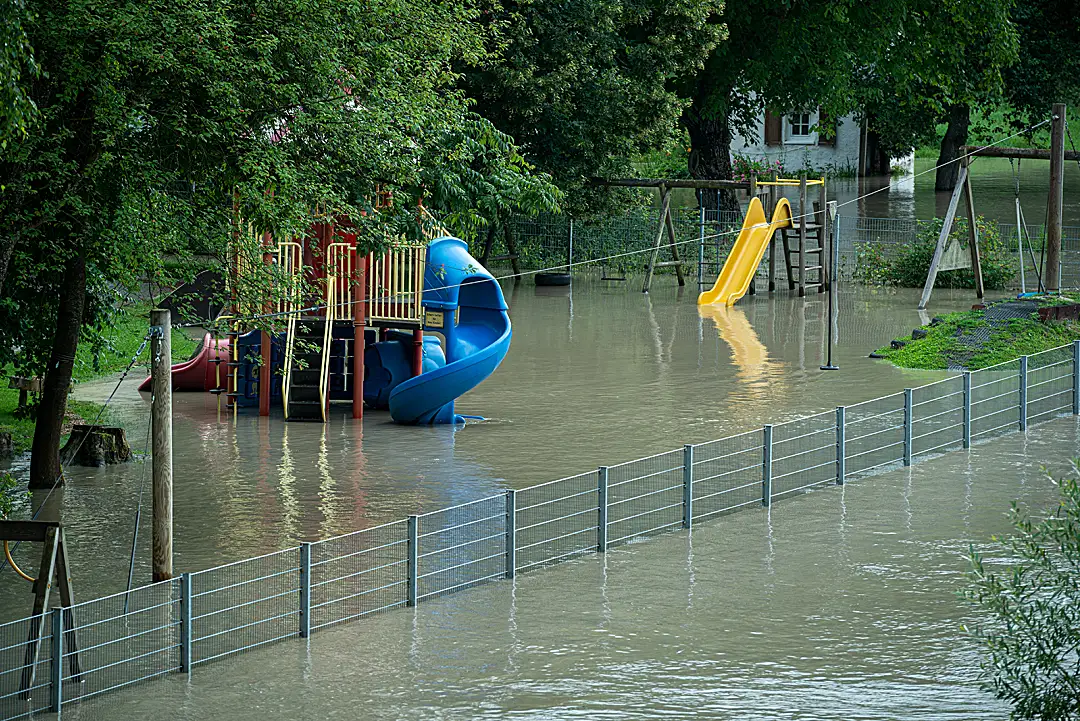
<box><xmin>189</xmin><ymin>548</ymin><xmax>300</xmax><ymax>665</ymax></box>
<box><xmin>61</xmin><ymin>580</ymin><xmax>179</xmax><ymax>705</ymax></box>
<box><xmin>970</xmin><ymin>359</ymin><xmax>1023</xmax><ymax>441</ymax></box>
<box><xmin>0</xmin><ymin>615</ymin><xmax>52</xmax><ymax>720</ymax></box>
<box><xmin>690</xmin><ymin>430</ymin><xmax>765</xmax><ymax>519</ymax></box>
<box><xmin>416</xmin><ymin>496</ymin><xmax>507</xmax><ymax>602</ymax></box>
<box><xmin>514</xmin><ymin>471</ymin><xmax>599</xmax><ymax>571</ymax></box>
<box><xmin>771</xmin><ymin>412</ymin><xmax>838</xmax><ymax>498</ymax></box>
<box><xmin>309</xmin><ymin>520</ymin><xmax>409</xmax><ymax>630</ymax></box>
<box><xmin>5</xmin><ymin>343</ymin><xmax>1080</xmax><ymax>721</ymax></box>
<box><xmin>910</xmin><ymin>377</ymin><xmax>966</xmax><ymax>459</ymax></box>
<box><xmin>1025</xmin><ymin>347</ymin><xmax>1075</xmax><ymax>423</ymax></box>
<box><xmin>844</xmin><ymin>393</ymin><xmax>906</xmax><ymax>477</ymax></box>
<box><xmin>605</xmin><ymin>450</ymin><xmax>685</xmax><ymax>544</ymax></box>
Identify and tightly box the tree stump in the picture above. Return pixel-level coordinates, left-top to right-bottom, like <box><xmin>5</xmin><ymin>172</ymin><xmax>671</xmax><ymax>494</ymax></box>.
<box><xmin>0</xmin><ymin>431</ymin><xmax>12</xmax><ymax>458</ymax></box>
<box><xmin>60</xmin><ymin>425</ymin><xmax>132</xmax><ymax>467</ymax></box>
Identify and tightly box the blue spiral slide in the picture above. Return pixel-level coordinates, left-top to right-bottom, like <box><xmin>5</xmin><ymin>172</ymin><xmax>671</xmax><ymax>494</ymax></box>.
<box><xmin>364</xmin><ymin>237</ymin><xmax>511</xmax><ymax>425</ymax></box>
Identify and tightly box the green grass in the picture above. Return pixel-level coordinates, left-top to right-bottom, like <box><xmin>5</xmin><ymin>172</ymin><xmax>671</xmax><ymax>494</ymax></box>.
<box><xmin>914</xmin><ymin>105</ymin><xmax>1080</xmax><ymax>158</ymax></box>
<box><xmin>0</xmin><ymin>303</ymin><xmax>200</xmax><ymax>454</ymax></box>
<box><xmin>874</xmin><ymin>300</ymin><xmax>1080</xmax><ymax>370</ymax></box>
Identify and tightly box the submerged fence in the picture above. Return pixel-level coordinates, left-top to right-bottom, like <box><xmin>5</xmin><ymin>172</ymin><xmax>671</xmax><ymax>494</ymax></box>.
<box><xmin>3</xmin><ymin>343</ymin><xmax>1080</xmax><ymax>719</ymax></box>
<box><xmin>501</xmin><ymin>210</ymin><xmax>1080</xmax><ymax>287</ymax></box>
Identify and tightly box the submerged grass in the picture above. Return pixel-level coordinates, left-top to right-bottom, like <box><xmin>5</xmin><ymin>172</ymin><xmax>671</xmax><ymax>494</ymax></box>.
<box><xmin>0</xmin><ymin>303</ymin><xmax>199</xmax><ymax>454</ymax></box>
<box><xmin>874</xmin><ymin>298</ymin><xmax>1080</xmax><ymax>370</ymax></box>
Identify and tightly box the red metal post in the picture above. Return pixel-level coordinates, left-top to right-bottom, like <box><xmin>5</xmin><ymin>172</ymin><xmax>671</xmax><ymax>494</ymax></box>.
<box><xmin>412</xmin><ymin>329</ymin><xmax>424</xmax><ymax>377</ymax></box>
<box><xmin>259</xmin><ymin>230</ymin><xmax>273</xmax><ymax>416</ymax></box>
<box><xmin>353</xmin><ymin>254</ymin><xmax>367</xmax><ymax>419</ymax></box>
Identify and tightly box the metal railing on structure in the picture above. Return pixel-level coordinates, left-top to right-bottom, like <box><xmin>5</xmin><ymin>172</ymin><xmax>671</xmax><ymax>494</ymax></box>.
<box><xmin>3</xmin><ymin>342</ymin><xmax>1080</xmax><ymax>720</ymax></box>
<box><xmin>504</xmin><ymin>210</ymin><xmax>1080</xmax><ymax>288</ymax></box>
<box><xmin>366</xmin><ymin>242</ymin><xmax>425</xmax><ymax>324</ymax></box>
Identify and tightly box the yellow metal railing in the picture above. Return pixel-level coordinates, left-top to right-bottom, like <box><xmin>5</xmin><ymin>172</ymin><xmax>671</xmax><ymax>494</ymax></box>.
<box><xmin>277</xmin><ymin>242</ymin><xmax>303</xmax><ymax>419</ymax></box>
<box><xmin>367</xmin><ymin>241</ymin><xmax>425</xmax><ymax>323</ymax></box>
<box><xmin>318</xmin><ymin>242</ymin><xmax>354</xmax><ymax>421</ymax></box>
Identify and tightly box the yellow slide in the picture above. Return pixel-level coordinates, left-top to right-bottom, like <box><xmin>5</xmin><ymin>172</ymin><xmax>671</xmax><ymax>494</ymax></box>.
<box><xmin>697</xmin><ymin>196</ymin><xmax>792</xmax><ymax>306</ymax></box>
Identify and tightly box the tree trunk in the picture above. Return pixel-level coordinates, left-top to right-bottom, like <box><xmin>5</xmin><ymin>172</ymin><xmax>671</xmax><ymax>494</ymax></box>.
<box><xmin>29</xmin><ymin>252</ymin><xmax>87</xmax><ymax>489</ymax></box>
<box><xmin>935</xmin><ymin>104</ymin><xmax>970</xmax><ymax>191</ymax></box>
<box><xmin>686</xmin><ymin>112</ymin><xmax>741</xmax><ymax>213</ymax></box>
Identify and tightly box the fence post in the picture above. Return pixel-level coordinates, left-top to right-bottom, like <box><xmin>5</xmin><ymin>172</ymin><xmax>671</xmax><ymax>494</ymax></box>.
<box><xmin>407</xmin><ymin>515</ymin><xmax>418</xmax><ymax>607</ymax></box>
<box><xmin>567</xmin><ymin>218</ymin><xmax>574</xmax><ymax>273</ymax></box>
<box><xmin>762</xmin><ymin>425</ymin><xmax>773</xmax><ymax>507</ymax></box>
<box><xmin>1019</xmin><ymin>355</ymin><xmax>1029</xmax><ymax>431</ymax></box>
<box><xmin>1074</xmin><ymin>340</ymin><xmax>1080</xmax><ymax>415</ymax></box>
<box><xmin>179</xmin><ymin>572</ymin><xmax>192</xmax><ymax>674</ymax></box>
<box><xmin>697</xmin><ymin>206</ymin><xmax>705</xmax><ymax>288</ymax></box>
<box><xmin>683</xmin><ymin>444</ymin><xmax>694</xmax><ymax>529</ymax></box>
<box><xmin>963</xmin><ymin>372</ymin><xmax>972</xmax><ymax>449</ymax></box>
<box><xmin>505</xmin><ymin>489</ymin><xmax>516</xmax><ymax>579</ymax></box>
<box><xmin>903</xmin><ymin>389</ymin><xmax>913</xmax><ymax>466</ymax></box>
<box><xmin>597</xmin><ymin>467</ymin><xmax>609</xmax><ymax>552</ymax></box>
<box><xmin>50</xmin><ymin>607</ymin><xmax>62</xmax><ymax>713</ymax></box>
<box><xmin>835</xmin><ymin>406</ymin><xmax>846</xmax><ymax>485</ymax></box>
<box><xmin>299</xmin><ymin>543</ymin><xmax>311</xmax><ymax>639</ymax></box>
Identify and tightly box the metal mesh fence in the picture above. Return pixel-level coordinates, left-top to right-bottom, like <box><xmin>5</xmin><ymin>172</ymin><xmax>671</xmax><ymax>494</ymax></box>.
<box><xmin>3</xmin><ymin>343</ymin><xmax>1079</xmax><ymax>719</ymax></box>
<box><xmin>63</xmin><ymin>581</ymin><xmax>179</xmax><ymax>705</ymax></box>
<box><xmin>309</xmin><ymin>520</ymin><xmax>409</xmax><ymax>630</ymax></box>
<box><xmin>606</xmin><ymin>450</ymin><xmax>685</xmax><ymax>544</ymax></box>
<box><xmin>0</xmin><ymin>616</ymin><xmax>52</xmax><ymax>720</ymax></box>
<box><xmin>970</xmin><ymin>359</ymin><xmax>1023</xmax><ymax>441</ymax></box>
<box><xmin>189</xmin><ymin>548</ymin><xmax>300</xmax><ymax>665</ymax></box>
<box><xmin>771</xmin><ymin>411</ymin><xmax>838</xmax><ymax>498</ymax></box>
<box><xmin>417</xmin><ymin>496</ymin><xmax>507</xmax><ymax>601</ymax></box>
<box><xmin>691</xmin><ymin>430</ymin><xmax>765</xmax><ymax>519</ymax></box>
<box><xmin>514</xmin><ymin>471</ymin><xmax>598</xmax><ymax>571</ymax></box>
<box><xmin>844</xmin><ymin>393</ymin><xmax>906</xmax><ymax>477</ymax></box>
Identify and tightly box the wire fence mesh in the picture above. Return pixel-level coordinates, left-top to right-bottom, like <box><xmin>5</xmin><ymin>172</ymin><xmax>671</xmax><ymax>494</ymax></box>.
<box><xmin>3</xmin><ymin>342</ymin><xmax>1079</xmax><ymax>719</ymax></box>
<box><xmin>309</xmin><ymin>520</ymin><xmax>409</xmax><ymax>630</ymax></box>
<box><xmin>0</xmin><ymin>616</ymin><xmax>52</xmax><ymax>720</ymax></box>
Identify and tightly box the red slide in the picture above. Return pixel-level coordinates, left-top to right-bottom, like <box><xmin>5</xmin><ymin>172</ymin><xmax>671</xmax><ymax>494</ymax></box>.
<box><xmin>137</xmin><ymin>333</ymin><xmax>230</xmax><ymax>392</ymax></box>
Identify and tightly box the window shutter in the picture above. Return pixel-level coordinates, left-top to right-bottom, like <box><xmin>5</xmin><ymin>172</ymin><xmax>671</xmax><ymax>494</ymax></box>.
<box><xmin>818</xmin><ymin>109</ymin><xmax>836</xmax><ymax>147</ymax></box>
<box><xmin>764</xmin><ymin>110</ymin><xmax>782</xmax><ymax>146</ymax></box>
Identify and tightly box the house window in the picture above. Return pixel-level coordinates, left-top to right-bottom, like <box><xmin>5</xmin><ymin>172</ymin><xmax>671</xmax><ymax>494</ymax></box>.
<box><xmin>785</xmin><ymin>112</ymin><xmax>815</xmax><ymax>144</ymax></box>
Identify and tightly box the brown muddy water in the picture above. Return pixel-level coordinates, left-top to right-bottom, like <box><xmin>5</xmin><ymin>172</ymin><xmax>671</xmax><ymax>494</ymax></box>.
<box><xmin>2</xmin><ymin>278</ymin><xmax>1071</xmax><ymax>719</ymax></box>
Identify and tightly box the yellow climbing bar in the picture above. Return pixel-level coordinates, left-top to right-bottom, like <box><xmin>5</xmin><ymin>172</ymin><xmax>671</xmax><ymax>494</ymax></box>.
<box><xmin>756</xmin><ymin>176</ymin><xmax>826</xmax><ymax>186</ymax></box>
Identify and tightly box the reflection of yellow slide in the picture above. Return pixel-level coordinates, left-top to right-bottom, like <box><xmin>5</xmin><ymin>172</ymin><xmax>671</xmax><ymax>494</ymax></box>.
<box><xmin>697</xmin><ymin>196</ymin><xmax>792</xmax><ymax>307</ymax></box>
<box><xmin>698</xmin><ymin>303</ymin><xmax>770</xmax><ymax>385</ymax></box>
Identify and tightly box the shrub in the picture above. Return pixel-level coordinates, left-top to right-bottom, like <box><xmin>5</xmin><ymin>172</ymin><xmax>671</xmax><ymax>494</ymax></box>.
<box><xmin>731</xmin><ymin>154</ymin><xmax>784</xmax><ymax>182</ymax></box>
<box><xmin>853</xmin><ymin>216</ymin><xmax>1016</xmax><ymax>289</ymax></box>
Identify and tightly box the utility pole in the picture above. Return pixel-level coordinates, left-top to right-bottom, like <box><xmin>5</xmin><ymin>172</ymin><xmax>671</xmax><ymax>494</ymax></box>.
<box><xmin>150</xmin><ymin>309</ymin><xmax>173</xmax><ymax>582</ymax></box>
<box><xmin>1047</xmin><ymin>103</ymin><xmax>1066</xmax><ymax>291</ymax></box>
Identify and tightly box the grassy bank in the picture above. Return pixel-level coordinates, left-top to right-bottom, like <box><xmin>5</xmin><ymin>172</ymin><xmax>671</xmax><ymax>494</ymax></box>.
<box><xmin>914</xmin><ymin>105</ymin><xmax>1080</xmax><ymax>158</ymax></box>
<box><xmin>0</xmin><ymin>304</ymin><xmax>199</xmax><ymax>454</ymax></box>
<box><xmin>874</xmin><ymin>298</ymin><xmax>1080</xmax><ymax>370</ymax></box>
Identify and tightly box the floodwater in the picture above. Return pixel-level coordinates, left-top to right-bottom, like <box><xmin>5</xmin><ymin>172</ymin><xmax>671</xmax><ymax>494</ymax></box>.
<box><xmin>672</xmin><ymin>158</ymin><xmax>1080</xmax><ymax>225</ymax></box>
<box><xmin>1</xmin><ymin>278</ymin><xmax>1068</xmax><ymax>719</ymax></box>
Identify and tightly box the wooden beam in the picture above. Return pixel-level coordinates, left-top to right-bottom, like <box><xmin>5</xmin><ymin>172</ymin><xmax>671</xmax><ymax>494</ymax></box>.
<box><xmin>960</xmin><ymin>145</ymin><xmax>1080</xmax><ymax>161</ymax></box>
<box><xmin>919</xmin><ymin>165</ymin><xmax>967</xmax><ymax>309</ymax></box>
<box><xmin>642</xmin><ymin>186</ymin><xmax>672</xmax><ymax>293</ymax></box>
<box><xmin>597</xmin><ymin>178</ymin><xmax>751</xmax><ymax>190</ymax></box>
<box><xmin>0</xmin><ymin>520</ymin><xmax>59</xmax><ymax>543</ymax></box>
<box><xmin>963</xmin><ymin>159</ymin><xmax>985</xmax><ymax>298</ymax></box>
<box><xmin>663</xmin><ymin>204</ymin><xmax>686</xmax><ymax>287</ymax></box>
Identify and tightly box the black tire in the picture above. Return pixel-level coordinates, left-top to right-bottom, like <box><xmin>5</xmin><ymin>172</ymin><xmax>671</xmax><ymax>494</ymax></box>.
<box><xmin>535</xmin><ymin>272</ymin><xmax>571</xmax><ymax>287</ymax></box>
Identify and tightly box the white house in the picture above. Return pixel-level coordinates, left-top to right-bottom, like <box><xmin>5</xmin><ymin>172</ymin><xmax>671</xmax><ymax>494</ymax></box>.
<box><xmin>731</xmin><ymin>108</ymin><xmax>907</xmax><ymax>177</ymax></box>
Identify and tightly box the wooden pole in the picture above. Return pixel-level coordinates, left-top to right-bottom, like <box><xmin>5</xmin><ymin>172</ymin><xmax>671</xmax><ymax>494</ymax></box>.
<box><xmin>919</xmin><ymin>164</ymin><xmax>967</xmax><ymax>309</ymax></box>
<box><xmin>768</xmin><ymin>175</ymin><xmax>777</xmax><ymax>291</ymax></box>
<box><xmin>818</xmin><ymin>179</ymin><xmax>828</xmax><ymax>292</ymax></box>
<box><xmin>962</xmin><ymin>158</ymin><xmax>985</xmax><ymax>299</ymax></box>
<box><xmin>1048</xmin><ymin>103</ymin><xmax>1066</xmax><ymax>291</ymax></box>
<box><xmin>150</xmin><ymin>309</ymin><xmax>173</xmax><ymax>582</ymax></box>
<box><xmin>643</xmin><ymin>185</ymin><xmax>671</xmax><ymax>293</ymax></box>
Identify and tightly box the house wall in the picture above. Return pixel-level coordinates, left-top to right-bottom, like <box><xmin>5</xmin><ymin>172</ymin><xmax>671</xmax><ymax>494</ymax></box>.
<box><xmin>731</xmin><ymin>111</ymin><xmax>862</xmax><ymax>175</ymax></box>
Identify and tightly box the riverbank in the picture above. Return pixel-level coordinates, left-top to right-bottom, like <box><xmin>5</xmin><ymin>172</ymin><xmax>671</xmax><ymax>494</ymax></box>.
<box><xmin>873</xmin><ymin>295</ymin><xmax>1080</xmax><ymax>369</ymax></box>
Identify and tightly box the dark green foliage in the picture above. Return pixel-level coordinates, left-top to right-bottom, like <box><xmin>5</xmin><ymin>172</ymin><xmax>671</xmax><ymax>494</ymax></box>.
<box><xmin>967</xmin><ymin>467</ymin><xmax>1080</xmax><ymax>720</ymax></box>
<box><xmin>0</xmin><ymin>0</ymin><xmax>37</xmax><ymax>145</ymax></box>
<box><xmin>854</xmin><ymin>217</ymin><xmax>1015</xmax><ymax>290</ymax></box>
<box><xmin>461</xmin><ymin>0</ymin><xmax>722</xmax><ymax>215</ymax></box>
